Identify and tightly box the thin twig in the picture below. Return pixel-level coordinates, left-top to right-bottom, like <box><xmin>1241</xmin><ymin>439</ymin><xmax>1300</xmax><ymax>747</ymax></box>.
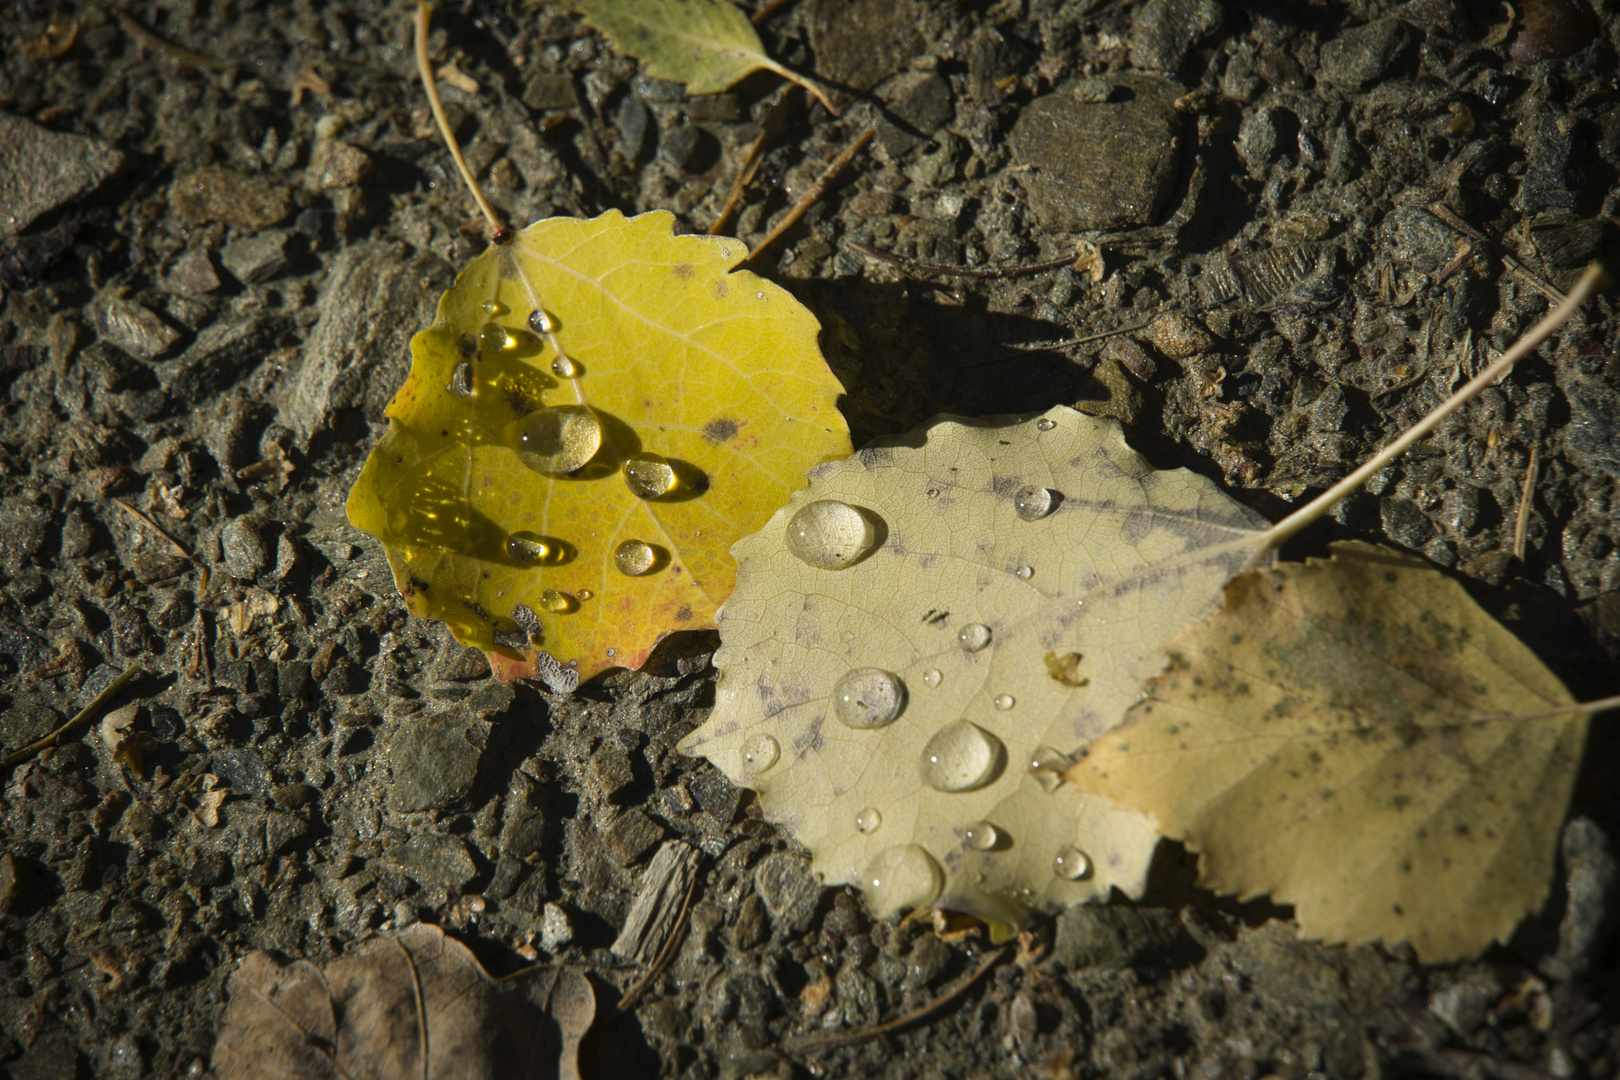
<box><xmin>750</xmin><ymin>0</ymin><xmax>797</xmax><ymax>22</ymax></box>
<box><xmin>1513</xmin><ymin>446</ymin><xmax>1539</xmax><ymax>563</ymax></box>
<box><xmin>744</xmin><ymin>127</ymin><xmax>875</xmax><ymax>265</ymax></box>
<box><xmin>111</xmin><ymin>498</ymin><xmax>193</xmax><ymax>561</ymax></box>
<box><xmin>710</xmin><ymin>89</ymin><xmax>793</xmax><ymax>236</ymax></box>
<box><xmin>1</xmin><ymin>663</ymin><xmax>143</xmax><ymax>768</ymax></box>
<box><xmin>414</xmin><ymin>2</ymin><xmax>506</xmax><ymax>241</ymax></box>
<box><xmin>848</xmin><ymin>240</ymin><xmax>1083</xmax><ymax>280</ymax></box>
<box><xmin>114</xmin><ymin>10</ymin><xmax>226</xmax><ymax>70</ymax></box>
<box><xmin>788</xmin><ymin>945</ymin><xmax>1008</xmax><ymax>1055</ymax></box>
<box><xmin>1428</xmin><ymin>203</ymin><xmax>1567</xmax><ymax>304</ymax></box>
<box><xmin>615</xmin><ymin>863</ymin><xmax>701</xmax><ymax>1012</ymax></box>
<box><xmin>960</xmin><ymin>319</ymin><xmax>1156</xmax><ymax>370</ymax></box>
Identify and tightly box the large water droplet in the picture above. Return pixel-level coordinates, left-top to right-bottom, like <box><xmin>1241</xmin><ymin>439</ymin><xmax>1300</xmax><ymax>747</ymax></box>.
<box><xmin>551</xmin><ymin>355</ymin><xmax>580</xmax><ymax>378</ymax></box>
<box><xmin>856</xmin><ymin>807</ymin><xmax>883</xmax><ymax>834</ymax></box>
<box><xmin>863</xmin><ymin>845</ymin><xmax>943</xmax><ymax>917</ymax></box>
<box><xmin>614</xmin><ymin>539</ymin><xmax>657</xmax><ymax>576</ymax></box>
<box><xmin>1014</xmin><ymin>485</ymin><xmax>1056</xmax><ymax>521</ymax></box>
<box><xmin>993</xmin><ymin>693</ymin><xmax>1014</xmax><ymax>711</ymax></box>
<box><xmin>785</xmin><ymin>500</ymin><xmax>878</xmax><ymax>570</ymax></box>
<box><xmin>833</xmin><ymin>668</ymin><xmax>905</xmax><ymax>730</ymax></box>
<box><xmin>479</xmin><ymin>321</ymin><xmax>513</xmax><ymax>354</ymax></box>
<box><xmin>1036</xmin><ymin>418</ymin><xmax>1057</xmax><ymax>431</ymax></box>
<box><xmin>528</xmin><ymin>309</ymin><xmax>556</xmax><ymax>334</ymax></box>
<box><xmin>1029</xmin><ymin>745</ymin><xmax>1074</xmax><ymax>794</ymax></box>
<box><xmin>741</xmin><ymin>734</ymin><xmax>779</xmax><ymax>775</ymax></box>
<box><xmin>507</xmin><ymin>532</ymin><xmax>561</xmax><ymax>564</ymax></box>
<box><xmin>1053</xmin><ymin>846</ymin><xmax>1092</xmax><ymax>880</ymax></box>
<box><xmin>958</xmin><ymin>623</ymin><xmax>991</xmax><ymax>652</ymax></box>
<box><xmin>623</xmin><ymin>453</ymin><xmax>676</xmax><ymax>499</ymax></box>
<box><xmin>919</xmin><ymin>721</ymin><xmax>1003</xmax><ymax>792</ymax></box>
<box><xmin>516</xmin><ymin>405</ymin><xmax>602</xmax><ymax>475</ymax></box>
<box><xmin>447</xmin><ymin>361</ymin><xmax>474</xmax><ymax>397</ymax></box>
<box><xmin>963</xmin><ymin>821</ymin><xmax>1000</xmax><ymax>851</ymax></box>
<box><xmin>922</xmin><ymin>669</ymin><xmax>942</xmax><ymax>688</ymax></box>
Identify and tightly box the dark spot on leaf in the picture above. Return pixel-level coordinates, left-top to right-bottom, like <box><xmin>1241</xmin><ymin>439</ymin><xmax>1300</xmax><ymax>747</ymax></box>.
<box><xmin>672</xmin><ymin>263</ymin><xmax>696</xmax><ymax>279</ymax></box>
<box><xmin>702</xmin><ymin>417</ymin><xmax>739</xmax><ymax>444</ymax></box>
<box><xmin>675</xmin><ymin>604</ymin><xmax>692</xmax><ymax>622</ymax></box>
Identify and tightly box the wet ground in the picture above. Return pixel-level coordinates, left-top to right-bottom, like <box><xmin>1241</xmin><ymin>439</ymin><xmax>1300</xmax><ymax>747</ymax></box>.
<box><xmin>2</xmin><ymin>0</ymin><xmax>1620</xmax><ymax>1076</ymax></box>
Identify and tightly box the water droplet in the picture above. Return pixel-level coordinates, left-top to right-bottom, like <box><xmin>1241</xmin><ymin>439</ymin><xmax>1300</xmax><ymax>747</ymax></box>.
<box><xmin>506</xmin><ymin>532</ymin><xmax>559</xmax><ymax>564</ymax></box>
<box><xmin>447</xmin><ymin>361</ymin><xmax>474</xmax><ymax>397</ymax></box>
<box><xmin>606</xmin><ymin>648</ymin><xmax>616</xmax><ymax>657</ymax></box>
<box><xmin>925</xmin><ymin>487</ymin><xmax>940</xmax><ymax>499</ymax></box>
<box><xmin>577</xmin><ymin>589</ymin><xmax>593</xmax><ymax>600</ymax></box>
<box><xmin>1036</xmin><ymin>418</ymin><xmax>1057</xmax><ymax>431</ymax></box>
<box><xmin>919</xmin><ymin>721</ymin><xmax>1003</xmax><ymax>792</ymax></box>
<box><xmin>963</xmin><ymin>821</ymin><xmax>999</xmax><ymax>851</ymax></box>
<box><xmin>1015</xmin><ymin>565</ymin><xmax>1033</xmax><ymax>580</ymax></box>
<box><xmin>551</xmin><ymin>355</ymin><xmax>580</xmax><ymax>378</ymax></box>
<box><xmin>856</xmin><ymin>807</ymin><xmax>883</xmax><ymax>834</ymax></box>
<box><xmin>1053</xmin><ymin>846</ymin><xmax>1092</xmax><ymax>880</ymax></box>
<box><xmin>993</xmin><ymin>693</ymin><xmax>1014</xmax><ymax>711</ymax></box>
<box><xmin>832</xmin><ymin>668</ymin><xmax>906</xmax><ymax>730</ymax></box>
<box><xmin>785</xmin><ymin>500</ymin><xmax>878</xmax><ymax>570</ymax></box>
<box><xmin>862</xmin><ymin>845</ymin><xmax>943</xmax><ymax>917</ymax></box>
<box><xmin>479</xmin><ymin>321</ymin><xmax>513</xmax><ymax>353</ymax></box>
<box><xmin>741</xmin><ymin>734</ymin><xmax>779</xmax><ymax>775</ymax></box>
<box><xmin>922</xmin><ymin>669</ymin><xmax>942</xmax><ymax>688</ymax></box>
<box><xmin>623</xmin><ymin>453</ymin><xmax>676</xmax><ymax>498</ymax></box>
<box><xmin>539</xmin><ymin>589</ymin><xmax>576</xmax><ymax>614</ymax></box>
<box><xmin>614</xmin><ymin>539</ymin><xmax>657</xmax><ymax>576</ymax></box>
<box><xmin>516</xmin><ymin>405</ymin><xmax>602</xmax><ymax>475</ymax></box>
<box><xmin>528</xmin><ymin>308</ymin><xmax>555</xmax><ymax>334</ymax></box>
<box><xmin>1029</xmin><ymin>745</ymin><xmax>1074</xmax><ymax>794</ymax></box>
<box><xmin>958</xmin><ymin>623</ymin><xmax>991</xmax><ymax>652</ymax></box>
<box><xmin>1013</xmin><ymin>485</ymin><xmax>1056</xmax><ymax>521</ymax></box>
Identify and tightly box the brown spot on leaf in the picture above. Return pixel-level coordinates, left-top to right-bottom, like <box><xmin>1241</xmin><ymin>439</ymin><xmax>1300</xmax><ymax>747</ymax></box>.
<box><xmin>702</xmin><ymin>417</ymin><xmax>740</xmax><ymax>444</ymax></box>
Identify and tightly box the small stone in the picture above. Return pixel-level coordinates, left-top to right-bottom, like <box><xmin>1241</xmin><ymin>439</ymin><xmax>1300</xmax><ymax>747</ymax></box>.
<box><xmin>165</xmin><ymin>247</ymin><xmax>220</xmax><ymax>295</ymax></box>
<box><xmin>1147</xmin><ymin>312</ymin><xmax>1211</xmax><ymax>358</ymax></box>
<box><xmin>270</xmin><ymin>783</ymin><xmax>318</xmax><ymax>811</ymax></box>
<box><xmin>1380</xmin><ymin>497</ymin><xmax>1435</xmax><ymax>550</ymax></box>
<box><xmin>808</xmin><ymin>0</ymin><xmax>925</xmax><ymax>93</ymax></box>
<box><xmin>1051</xmin><ymin>905</ymin><xmax>1185</xmax><ymax>970</ymax></box>
<box><xmin>541</xmin><ymin>901</ymin><xmax>574</xmax><ymax>950</ymax></box>
<box><xmin>1541</xmin><ymin>817</ymin><xmax>1618</xmax><ymax>982</ymax></box>
<box><xmin>93</xmin><ymin>296</ymin><xmax>181</xmax><ymax>361</ymax></box>
<box><xmin>603</xmin><ymin>808</ymin><xmax>664</xmax><ymax>866</ymax></box>
<box><xmin>690</xmin><ymin>770</ymin><xmax>742</xmax><ymax>824</ymax></box>
<box><xmin>1319</xmin><ymin>19</ymin><xmax>1409</xmax><ymax>89</ymax></box>
<box><xmin>0</xmin><ymin>852</ymin><xmax>23</xmax><ymax>915</ymax></box>
<box><xmin>0</xmin><ymin>498</ymin><xmax>50</xmax><ymax>574</ymax></box>
<box><xmin>1130</xmin><ymin>0</ymin><xmax>1224</xmax><ymax>71</ymax></box>
<box><xmin>1073</xmin><ymin>358</ymin><xmax>1144</xmax><ymax>426</ymax></box>
<box><xmin>265</xmin><ymin>810</ymin><xmax>312</xmax><ymax>855</ymax></box>
<box><xmin>168</xmin><ymin>166</ymin><xmax>292</xmax><ymax>231</ymax></box>
<box><xmin>522</xmin><ymin>74</ymin><xmax>574</xmax><ymax>111</ymax></box>
<box><xmin>211</xmin><ymin>747</ymin><xmax>271</xmax><ymax>795</ymax></box>
<box><xmin>732</xmin><ymin>892</ymin><xmax>769</xmax><ymax>950</ymax></box>
<box><xmin>220</xmin><ymin>229</ymin><xmax>290</xmax><ymax>285</ymax></box>
<box><xmin>615</xmin><ymin>96</ymin><xmax>653</xmax><ymax>162</ymax></box>
<box><xmin>1105</xmin><ymin>337</ymin><xmax>1157</xmax><ymax>381</ymax></box>
<box><xmin>379</xmin><ymin>835</ymin><xmax>478</xmax><ymax>890</ymax></box>
<box><xmin>306</xmin><ymin>139</ymin><xmax>372</xmax><ymax>190</ymax></box>
<box><xmin>656</xmin><ymin>124</ymin><xmax>710</xmax><ymax>173</ymax></box>
<box><xmin>384</xmin><ymin>713</ymin><xmax>487</xmax><ymax>812</ymax></box>
<box><xmin>752</xmin><ymin>852</ymin><xmax>821</xmax><ymax>935</ymax></box>
<box><xmin>1429</xmin><ymin>967</ymin><xmax>1504</xmax><ymax>1036</ymax></box>
<box><xmin>0</xmin><ymin>113</ymin><xmax>123</xmax><ymax>236</ymax></box>
<box><xmin>220</xmin><ymin>516</ymin><xmax>272</xmax><ymax>580</ymax></box>
<box><xmin>590</xmin><ymin>744</ymin><xmax>636</xmax><ymax>802</ymax></box>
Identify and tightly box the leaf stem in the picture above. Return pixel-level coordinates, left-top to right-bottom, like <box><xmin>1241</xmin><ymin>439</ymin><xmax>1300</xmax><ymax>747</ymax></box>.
<box><xmin>1</xmin><ymin>663</ymin><xmax>144</xmax><ymax>769</ymax></box>
<box><xmin>414</xmin><ymin>2</ymin><xmax>506</xmax><ymax>241</ymax></box>
<box><xmin>1252</xmin><ymin>263</ymin><xmax>1610</xmax><ymax>562</ymax></box>
<box><xmin>761</xmin><ymin>59</ymin><xmax>841</xmax><ymax>117</ymax></box>
<box><xmin>744</xmin><ymin>126</ymin><xmax>874</xmax><ymax>265</ymax></box>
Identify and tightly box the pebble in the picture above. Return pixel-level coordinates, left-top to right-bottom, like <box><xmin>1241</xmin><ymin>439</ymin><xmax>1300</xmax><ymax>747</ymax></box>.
<box><xmin>1319</xmin><ymin>19</ymin><xmax>1409</xmax><ymax>89</ymax></box>
<box><xmin>0</xmin><ymin>113</ymin><xmax>123</xmax><ymax>236</ymax></box>
<box><xmin>93</xmin><ymin>296</ymin><xmax>181</xmax><ymax>361</ymax></box>
<box><xmin>220</xmin><ymin>516</ymin><xmax>272</xmax><ymax>580</ymax></box>
<box><xmin>164</xmin><ymin>247</ymin><xmax>220</xmax><ymax>295</ymax></box>
<box><xmin>1148</xmin><ymin>312</ymin><xmax>1212</xmax><ymax>358</ymax></box>
<box><xmin>211</xmin><ymin>747</ymin><xmax>271</xmax><ymax>795</ymax></box>
<box><xmin>306</xmin><ymin>139</ymin><xmax>373</xmax><ymax>190</ymax></box>
<box><xmin>590</xmin><ymin>744</ymin><xmax>636</xmax><ymax>802</ymax></box>
<box><xmin>378</xmin><ymin>835</ymin><xmax>478</xmax><ymax>890</ymax></box>
<box><xmin>168</xmin><ymin>166</ymin><xmax>292</xmax><ymax>231</ymax></box>
<box><xmin>383</xmin><ymin>713</ymin><xmax>487</xmax><ymax>812</ymax></box>
<box><xmin>0</xmin><ymin>853</ymin><xmax>21</xmax><ymax>915</ymax></box>
<box><xmin>1051</xmin><ymin>905</ymin><xmax>1186</xmax><ymax>970</ymax></box>
<box><xmin>1008</xmin><ymin>74</ymin><xmax>1184</xmax><ymax>232</ymax></box>
<box><xmin>1541</xmin><ymin>817</ymin><xmax>1618</xmax><ymax>982</ymax></box>
<box><xmin>220</xmin><ymin>229</ymin><xmax>290</xmax><ymax>284</ymax></box>
<box><xmin>1130</xmin><ymin>0</ymin><xmax>1224</xmax><ymax>72</ymax></box>
<box><xmin>752</xmin><ymin>852</ymin><xmax>822</xmax><ymax>935</ymax></box>
<box><xmin>808</xmin><ymin>0</ymin><xmax>925</xmax><ymax>93</ymax></box>
<box><xmin>0</xmin><ymin>498</ymin><xmax>50</xmax><ymax>575</ymax></box>
<box><xmin>541</xmin><ymin>902</ymin><xmax>574</xmax><ymax>950</ymax></box>
<box><xmin>603</xmin><ymin>807</ymin><xmax>664</xmax><ymax>865</ymax></box>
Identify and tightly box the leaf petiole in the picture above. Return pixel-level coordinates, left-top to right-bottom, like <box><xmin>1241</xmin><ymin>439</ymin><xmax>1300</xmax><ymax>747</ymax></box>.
<box><xmin>413</xmin><ymin>2</ymin><xmax>507</xmax><ymax>241</ymax></box>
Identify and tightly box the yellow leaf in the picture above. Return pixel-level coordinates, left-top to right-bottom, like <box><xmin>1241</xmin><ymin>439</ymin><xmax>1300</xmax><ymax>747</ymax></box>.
<box><xmin>1068</xmin><ymin>541</ymin><xmax>1588</xmax><ymax>963</ymax></box>
<box><xmin>345</xmin><ymin>210</ymin><xmax>849</xmax><ymax>682</ymax></box>
<box><xmin>680</xmin><ymin>406</ymin><xmax>1273</xmax><ymax>924</ymax></box>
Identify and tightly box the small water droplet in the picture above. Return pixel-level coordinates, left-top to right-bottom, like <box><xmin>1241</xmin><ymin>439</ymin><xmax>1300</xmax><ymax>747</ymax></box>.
<box><xmin>577</xmin><ymin>589</ymin><xmax>593</xmax><ymax>600</ymax></box>
<box><xmin>919</xmin><ymin>721</ymin><xmax>1003</xmax><ymax>792</ymax></box>
<box><xmin>479</xmin><ymin>321</ymin><xmax>513</xmax><ymax>353</ymax></box>
<box><xmin>1036</xmin><ymin>418</ymin><xmax>1057</xmax><ymax>431</ymax></box>
<box><xmin>856</xmin><ymin>807</ymin><xmax>883</xmax><ymax>834</ymax></box>
<box><xmin>1013</xmin><ymin>485</ymin><xmax>1056</xmax><ymax>521</ymax></box>
<box><xmin>622</xmin><ymin>453</ymin><xmax>676</xmax><ymax>499</ymax></box>
<box><xmin>958</xmin><ymin>623</ymin><xmax>991</xmax><ymax>652</ymax></box>
<box><xmin>741</xmin><ymin>734</ymin><xmax>779</xmax><ymax>775</ymax></box>
<box><xmin>963</xmin><ymin>821</ymin><xmax>999</xmax><ymax>851</ymax></box>
<box><xmin>1029</xmin><ymin>745</ymin><xmax>1074</xmax><ymax>794</ymax></box>
<box><xmin>540</xmin><ymin>589</ymin><xmax>576</xmax><ymax>614</ymax></box>
<box><xmin>515</xmin><ymin>405</ymin><xmax>602</xmax><ymax>475</ymax></box>
<box><xmin>1015</xmin><ymin>565</ymin><xmax>1033</xmax><ymax>580</ymax></box>
<box><xmin>833</xmin><ymin>668</ymin><xmax>906</xmax><ymax>730</ymax></box>
<box><xmin>447</xmin><ymin>361</ymin><xmax>474</xmax><ymax>397</ymax></box>
<box><xmin>1054</xmin><ymin>846</ymin><xmax>1092</xmax><ymax>880</ymax></box>
<box><xmin>614</xmin><ymin>539</ymin><xmax>657</xmax><ymax>576</ymax></box>
<box><xmin>925</xmin><ymin>487</ymin><xmax>940</xmax><ymax>499</ymax></box>
<box><xmin>993</xmin><ymin>693</ymin><xmax>1014</xmax><ymax>711</ymax></box>
<box><xmin>922</xmin><ymin>668</ymin><xmax>942</xmax><ymax>688</ymax></box>
<box><xmin>551</xmin><ymin>355</ymin><xmax>580</xmax><ymax>378</ymax></box>
<box><xmin>506</xmin><ymin>532</ymin><xmax>559</xmax><ymax>564</ymax></box>
<box><xmin>755</xmin><ymin>290</ymin><xmax>766</xmax><ymax>300</ymax></box>
<box><xmin>606</xmin><ymin>648</ymin><xmax>616</xmax><ymax>657</ymax></box>
<box><xmin>528</xmin><ymin>308</ymin><xmax>556</xmax><ymax>334</ymax></box>
<box><xmin>862</xmin><ymin>845</ymin><xmax>944</xmax><ymax>917</ymax></box>
<box><xmin>785</xmin><ymin>500</ymin><xmax>878</xmax><ymax>570</ymax></box>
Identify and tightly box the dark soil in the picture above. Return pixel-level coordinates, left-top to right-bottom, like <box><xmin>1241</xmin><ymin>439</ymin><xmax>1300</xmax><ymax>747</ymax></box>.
<box><xmin>2</xmin><ymin>0</ymin><xmax>1619</xmax><ymax>1076</ymax></box>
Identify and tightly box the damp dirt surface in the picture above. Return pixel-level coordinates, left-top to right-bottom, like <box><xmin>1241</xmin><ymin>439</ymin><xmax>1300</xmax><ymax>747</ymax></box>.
<box><xmin>3</xmin><ymin>0</ymin><xmax>1620</xmax><ymax>1076</ymax></box>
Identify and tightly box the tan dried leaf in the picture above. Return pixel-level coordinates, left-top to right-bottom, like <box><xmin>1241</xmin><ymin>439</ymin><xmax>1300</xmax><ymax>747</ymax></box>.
<box><xmin>1068</xmin><ymin>542</ymin><xmax>1588</xmax><ymax>963</ymax></box>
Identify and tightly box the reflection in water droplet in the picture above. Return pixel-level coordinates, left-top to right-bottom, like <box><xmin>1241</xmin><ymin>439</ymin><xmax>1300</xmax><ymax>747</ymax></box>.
<box><xmin>741</xmin><ymin>734</ymin><xmax>779</xmax><ymax>775</ymax></box>
<box><xmin>1014</xmin><ymin>485</ymin><xmax>1056</xmax><ymax>521</ymax></box>
<box><xmin>785</xmin><ymin>500</ymin><xmax>878</xmax><ymax>570</ymax></box>
<box><xmin>863</xmin><ymin>845</ymin><xmax>944</xmax><ymax>917</ymax></box>
<box><xmin>1036</xmin><ymin>418</ymin><xmax>1057</xmax><ymax>431</ymax></box>
<box><xmin>479</xmin><ymin>321</ymin><xmax>514</xmax><ymax>353</ymax></box>
<box><xmin>919</xmin><ymin>721</ymin><xmax>1002</xmax><ymax>792</ymax></box>
<box><xmin>993</xmin><ymin>694</ymin><xmax>1014</xmax><ymax>711</ymax></box>
<box><xmin>447</xmin><ymin>361</ymin><xmax>474</xmax><ymax>397</ymax></box>
<box><xmin>1015</xmin><ymin>565</ymin><xmax>1034</xmax><ymax>580</ymax></box>
<box><xmin>922</xmin><ymin>669</ymin><xmax>942</xmax><ymax>688</ymax></box>
<box><xmin>1029</xmin><ymin>746</ymin><xmax>1074</xmax><ymax>793</ymax></box>
<box><xmin>614</xmin><ymin>539</ymin><xmax>657</xmax><ymax>576</ymax></box>
<box><xmin>506</xmin><ymin>532</ymin><xmax>556</xmax><ymax>564</ymax></box>
<box><xmin>516</xmin><ymin>405</ymin><xmax>602</xmax><ymax>475</ymax></box>
<box><xmin>958</xmin><ymin>623</ymin><xmax>991</xmax><ymax>652</ymax></box>
<box><xmin>963</xmin><ymin>822</ymin><xmax>999</xmax><ymax>851</ymax></box>
<box><xmin>540</xmin><ymin>589</ymin><xmax>576</xmax><ymax>613</ymax></box>
<box><xmin>551</xmin><ymin>355</ymin><xmax>580</xmax><ymax>378</ymax></box>
<box><xmin>528</xmin><ymin>309</ymin><xmax>556</xmax><ymax>334</ymax></box>
<box><xmin>856</xmin><ymin>807</ymin><xmax>883</xmax><ymax>834</ymax></box>
<box><xmin>1054</xmin><ymin>846</ymin><xmax>1092</xmax><ymax>880</ymax></box>
<box><xmin>623</xmin><ymin>453</ymin><xmax>676</xmax><ymax>498</ymax></box>
<box><xmin>833</xmin><ymin>668</ymin><xmax>906</xmax><ymax>729</ymax></box>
